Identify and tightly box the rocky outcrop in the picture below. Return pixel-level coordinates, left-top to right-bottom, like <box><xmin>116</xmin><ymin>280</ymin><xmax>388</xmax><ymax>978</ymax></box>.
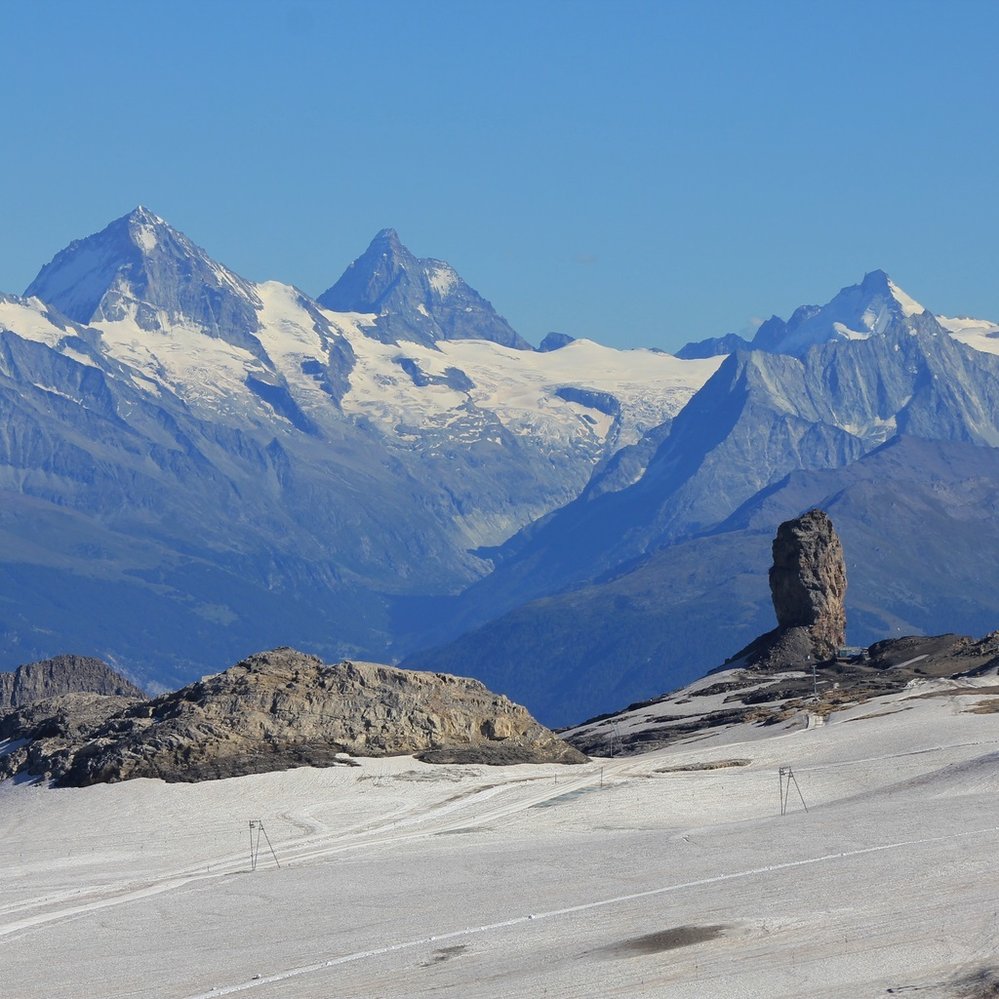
<box><xmin>0</xmin><ymin>655</ymin><xmax>145</xmax><ymax>711</ymax></box>
<box><xmin>727</xmin><ymin>509</ymin><xmax>847</xmax><ymax>671</ymax></box>
<box><xmin>768</xmin><ymin>509</ymin><xmax>847</xmax><ymax>656</ymax></box>
<box><xmin>675</xmin><ymin>331</ymin><xmax>751</xmax><ymax>359</ymax></box>
<box><xmin>564</xmin><ymin>622</ymin><xmax>999</xmax><ymax>758</ymax></box>
<box><xmin>537</xmin><ymin>332</ymin><xmax>575</xmax><ymax>352</ymax></box>
<box><xmin>0</xmin><ymin>693</ymin><xmax>140</xmax><ymax>782</ymax></box>
<box><xmin>1</xmin><ymin>648</ymin><xmax>586</xmax><ymax>786</ymax></box>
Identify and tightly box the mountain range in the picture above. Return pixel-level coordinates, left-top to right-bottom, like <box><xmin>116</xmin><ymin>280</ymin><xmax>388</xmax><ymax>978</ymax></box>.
<box><xmin>4</xmin><ymin>208</ymin><xmax>999</xmax><ymax>724</ymax></box>
<box><xmin>0</xmin><ymin>208</ymin><xmax>714</xmax><ymax>691</ymax></box>
<box><xmin>402</xmin><ymin>273</ymin><xmax>999</xmax><ymax>721</ymax></box>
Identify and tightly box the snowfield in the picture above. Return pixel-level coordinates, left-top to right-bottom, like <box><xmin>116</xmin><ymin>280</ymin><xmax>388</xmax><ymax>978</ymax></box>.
<box><xmin>3</xmin><ymin>284</ymin><xmax>722</xmax><ymax>451</ymax></box>
<box><xmin>340</xmin><ymin>332</ymin><xmax>722</xmax><ymax>450</ymax></box>
<box><xmin>2</xmin><ymin>679</ymin><xmax>999</xmax><ymax>998</ymax></box>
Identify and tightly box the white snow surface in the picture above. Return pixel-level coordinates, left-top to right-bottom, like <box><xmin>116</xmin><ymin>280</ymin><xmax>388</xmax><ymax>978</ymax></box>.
<box><xmin>0</xmin><ymin>284</ymin><xmax>726</xmax><ymax>550</ymax></box>
<box><xmin>887</xmin><ymin>277</ymin><xmax>924</xmax><ymax>318</ymax></box>
<box><xmin>6</xmin><ymin>274</ymin><xmax>999</xmax><ymax>457</ymax></box>
<box><xmin>1</xmin><ymin>284</ymin><xmax>721</xmax><ymax>447</ymax></box>
<box><xmin>340</xmin><ymin>331</ymin><xmax>722</xmax><ymax>450</ymax></box>
<box><xmin>2</xmin><ymin>679</ymin><xmax>998</xmax><ymax>997</ymax></box>
<box><xmin>0</xmin><ymin>297</ymin><xmax>97</xmax><ymax>367</ymax></box>
<box><xmin>427</xmin><ymin>263</ymin><xmax>459</xmax><ymax>297</ymax></box>
<box><xmin>134</xmin><ymin>224</ymin><xmax>158</xmax><ymax>253</ymax></box>
<box><xmin>937</xmin><ymin>314</ymin><xmax>999</xmax><ymax>355</ymax></box>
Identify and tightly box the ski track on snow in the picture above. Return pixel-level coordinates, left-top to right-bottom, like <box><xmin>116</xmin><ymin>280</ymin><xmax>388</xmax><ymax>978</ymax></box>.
<box><xmin>0</xmin><ymin>761</ymin><xmax>631</xmax><ymax>939</ymax></box>
<box><xmin>180</xmin><ymin>823</ymin><xmax>999</xmax><ymax>998</ymax></box>
<box><xmin>3</xmin><ymin>733</ymin><xmax>993</xmax><ymax>943</ymax></box>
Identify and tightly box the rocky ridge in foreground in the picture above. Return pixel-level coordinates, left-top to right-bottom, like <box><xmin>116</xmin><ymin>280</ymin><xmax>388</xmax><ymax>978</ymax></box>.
<box><xmin>565</xmin><ymin>630</ymin><xmax>999</xmax><ymax>757</ymax></box>
<box><xmin>0</xmin><ymin>648</ymin><xmax>586</xmax><ymax>785</ymax></box>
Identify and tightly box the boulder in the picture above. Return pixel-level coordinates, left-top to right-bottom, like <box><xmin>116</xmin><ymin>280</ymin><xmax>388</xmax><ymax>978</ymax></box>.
<box><xmin>725</xmin><ymin>509</ymin><xmax>848</xmax><ymax>671</ymax></box>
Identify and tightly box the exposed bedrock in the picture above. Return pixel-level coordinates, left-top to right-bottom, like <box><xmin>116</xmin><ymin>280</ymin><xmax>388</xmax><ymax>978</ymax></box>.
<box><xmin>768</xmin><ymin>508</ymin><xmax>847</xmax><ymax>657</ymax></box>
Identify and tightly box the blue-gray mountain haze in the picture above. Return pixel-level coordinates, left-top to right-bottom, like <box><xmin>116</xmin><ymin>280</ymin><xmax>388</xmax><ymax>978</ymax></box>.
<box><xmin>4</xmin><ymin>210</ymin><xmax>999</xmax><ymax>724</ymax></box>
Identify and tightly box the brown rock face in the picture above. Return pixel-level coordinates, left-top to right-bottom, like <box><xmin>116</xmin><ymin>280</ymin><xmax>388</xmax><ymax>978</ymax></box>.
<box><xmin>768</xmin><ymin>509</ymin><xmax>847</xmax><ymax>657</ymax></box>
<box><xmin>0</xmin><ymin>693</ymin><xmax>141</xmax><ymax>783</ymax></box>
<box><xmin>42</xmin><ymin>648</ymin><xmax>586</xmax><ymax>786</ymax></box>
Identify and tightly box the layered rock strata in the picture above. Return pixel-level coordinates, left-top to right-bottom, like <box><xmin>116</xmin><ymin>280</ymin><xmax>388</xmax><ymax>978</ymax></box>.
<box><xmin>1</xmin><ymin>648</ymin><xmax>586</xmax><ymax>785</ymax></box>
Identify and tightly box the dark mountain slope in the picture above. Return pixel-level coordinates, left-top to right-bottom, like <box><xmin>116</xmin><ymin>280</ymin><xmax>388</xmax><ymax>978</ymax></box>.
<box><xmin>0</xmin><ymin>653</ymin><xmax>143</xmax><ymax>710</ymax></box>
<box><xmin>405</xmin><ymin>436</ymin><xmax>999</xmax><ymax>725</ymax></box>
<box><xmin>412</xmin><ymin>318</ymin><xmax>999</xmax><ymax>659</ymax></box>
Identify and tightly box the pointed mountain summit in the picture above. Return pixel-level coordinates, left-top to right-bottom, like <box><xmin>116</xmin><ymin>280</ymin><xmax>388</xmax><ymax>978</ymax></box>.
<box><xmin>677</xmin><ymin>270</ymin><xmax>932</xmax><ymax>360</ymax></box>
<box><xmin>318</xmin><ymin>229</ymin><xmax>532</xmax><ymax>350</ymax></box>
<box><xmin>750</xmin><ymin>269</ymin><xmax>927</xmax><ymax>356</ymax></box>
<box><xmin>25</xmin><ymin>207</ymin><xmax>263</xmax><ymax>350</ymax></box>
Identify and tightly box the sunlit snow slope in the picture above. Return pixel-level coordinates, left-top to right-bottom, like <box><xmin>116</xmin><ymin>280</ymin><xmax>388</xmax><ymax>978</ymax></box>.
<box><xmin>2</xmin><ymin>676</ymin><xmax>997</xmax><ymax>998</ymax></box>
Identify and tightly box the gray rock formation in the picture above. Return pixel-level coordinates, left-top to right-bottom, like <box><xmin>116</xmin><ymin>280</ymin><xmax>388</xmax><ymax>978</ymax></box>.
<box><xmin>727</xmin><ymin>508</ymin><xmax>847</xmax><ymax>670</ymax></box>
<box><xmin>0</xmin><ymin>654</ymin><xmax>144</xmax><ymax>711</ymax></box>
<box><xmin>0</xmin><ymin>692</ymin><xmax>140</xmax><ymax>782</ymax></box>
<box><xmin>768</xmin><ymin>509</ymin><xmax>846</xmax><ymax>656</ymax></box>
<box><xmin>538</xmin><ymin>332</ymin><xmax>575</xmax><ymax>352</ymax></box>
<box><xmin>562</xmin><ymin>624</ymin><xmax>999</xmax><ymax>758</ymax></box>
<box><xmin>675</xmin><ymin>331</ymin><xmax>751</xmax><ymax>359</ymax></box>
<box><xmin>2</xmin><ymin>648</ymin><xmax>586</xmax><ymax>786</ymax></box>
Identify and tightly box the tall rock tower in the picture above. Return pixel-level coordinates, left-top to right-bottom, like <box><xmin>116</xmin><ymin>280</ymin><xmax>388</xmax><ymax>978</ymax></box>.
<box><xmin>726</xmin><ymin>508</ymin><xmax>848</xmax><ymax>670</ymax></box>
<box><xmin>768</xmin><ymin>509</ymin><xmax>847</xmax><ymax>658</ymax></box>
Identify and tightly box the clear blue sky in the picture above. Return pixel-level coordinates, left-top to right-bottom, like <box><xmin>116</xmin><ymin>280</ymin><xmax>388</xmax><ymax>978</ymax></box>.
<box><xmin>3</xmin><ymin>0</ymin><xmax>998</xmax><ymax>351</ymax></box>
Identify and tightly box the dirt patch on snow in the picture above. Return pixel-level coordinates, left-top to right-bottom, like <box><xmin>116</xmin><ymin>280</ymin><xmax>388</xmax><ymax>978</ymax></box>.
<box><xmin>965</xmin><ymin>699</ymin><xmax>999</xmax><ymax>714</ymax></box>
<box><xmin>654</xmin><ymin>759</ymin><xmax>751</xmax><ymax>773</ymax></box>
<box><xmin>599</xmin><ymin>924</ymin><xmax>727</xmax><ymax>957</ymax></box>
<box><xmin>908</xmin><ymin>685</ymin><xmax>999</xmax><ymax>700</ymax></box>
<box><xmin>420</xmin><ymin>944</ymin><xmax>467</xmax><ymax>967</ymax></box>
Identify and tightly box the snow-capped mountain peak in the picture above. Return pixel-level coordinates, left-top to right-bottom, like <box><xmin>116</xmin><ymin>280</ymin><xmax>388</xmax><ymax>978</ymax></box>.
<box><xmin>749</xmin><ymin>270</ymin><xmax>928</xmax><ymax>356</ymax></box>
<box><xmin>9</xmin><ymin>209</ymin><xmax>720</xmax><ymax>552</ymax></box>
<box><xmin>25</xmin><ymin>207</ymin><xmax>263</xmax><ymax>351</ymax></box>
<box><xmin>127</xmin><ymin>205</ymin><xmax>169</xmax><ymax>252</ymax></box>
<box><xmin>318</xmin><ymin>229</ymin><xmax>533</xmax><ymax>351</ymax></box>
<box><xmin>880</xmin><ymin>271</ymin><xmax>925</xmax><ymax>318</ymax></box>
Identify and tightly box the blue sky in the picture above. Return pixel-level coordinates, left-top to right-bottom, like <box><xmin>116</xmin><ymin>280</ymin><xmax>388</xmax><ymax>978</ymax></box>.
<box><xmin>3</xmin><ymin>0</ymin><xmax>998</xmax><ymax>350</ymax></box>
